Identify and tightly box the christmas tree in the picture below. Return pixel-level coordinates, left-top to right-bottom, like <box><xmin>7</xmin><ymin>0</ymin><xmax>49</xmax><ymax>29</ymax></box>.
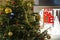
<box><xmin>0</xmin><ymin>0</ymin><xmax>51</xmax><ymax>40</ymax></box>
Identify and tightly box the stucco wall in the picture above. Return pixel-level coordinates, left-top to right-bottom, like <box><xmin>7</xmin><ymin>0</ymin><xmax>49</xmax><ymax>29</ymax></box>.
<box><xmin>34</xmin><ymin>6</ymin><xmax>60</xmax><ymax>13</ymax></box>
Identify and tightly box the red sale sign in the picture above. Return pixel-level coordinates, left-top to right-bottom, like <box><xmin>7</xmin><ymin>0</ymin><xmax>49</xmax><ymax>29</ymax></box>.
<box><xmin>44</xmin><ymin>8</ymin><xmax>54</xmax><ymax>23</ymax></box>
<box><xmin>39</xmin><ymin>8</ymin><xmax>60</xmax><ymax>28</ymax></box>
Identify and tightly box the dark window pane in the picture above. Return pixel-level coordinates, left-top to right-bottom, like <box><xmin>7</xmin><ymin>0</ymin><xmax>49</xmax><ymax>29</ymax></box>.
<box><xmin>54</xmin><ymin>0</ymin><xmax>60</xmax><ymax>5</ymax></box>
<box><xmin>39</xmin><ymin>0</ymin><xmax>60</xmax><ymax>6</ymax></box>
<box><xmin>39</xmin><ymin>0</ymin><xmax>54</xmax><ymax>6</ymax></box>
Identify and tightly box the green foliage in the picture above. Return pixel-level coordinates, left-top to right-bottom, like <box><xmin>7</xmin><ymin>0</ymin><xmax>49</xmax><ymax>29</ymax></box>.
<box><xmin>0</xmin><ymin>0</ymin><xmax>50</xmax><ymax>40</ymax></box>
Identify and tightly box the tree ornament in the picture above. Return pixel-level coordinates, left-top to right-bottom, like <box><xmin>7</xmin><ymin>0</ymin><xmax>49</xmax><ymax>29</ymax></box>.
<box><xmin>47</xmin><ymin>35</ymin><xmax>51</xmax><ymax>39</ymax></box>
<box><xmin>11</xmin><ymin>1</ymin><xmax>16</xmax><ymax>4</ymax></box>
<box><xmin>10</xmin><ymin>13</ymin><xmax>14</xmax><ymax>19</ymax></box>
<box><xmin>5</xmin><ymin>7</ymin><xmax>12</xmax><ymax>14</ymax></box>
<box><xmin>11</xmin><ymin>13</ymin><xmax>14</xmax><ymax>16</ymax></box>
<box><xmin>8</xmin><ymin>32</ymin><xmax>13</xmax><ymax>37</ymax></box>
